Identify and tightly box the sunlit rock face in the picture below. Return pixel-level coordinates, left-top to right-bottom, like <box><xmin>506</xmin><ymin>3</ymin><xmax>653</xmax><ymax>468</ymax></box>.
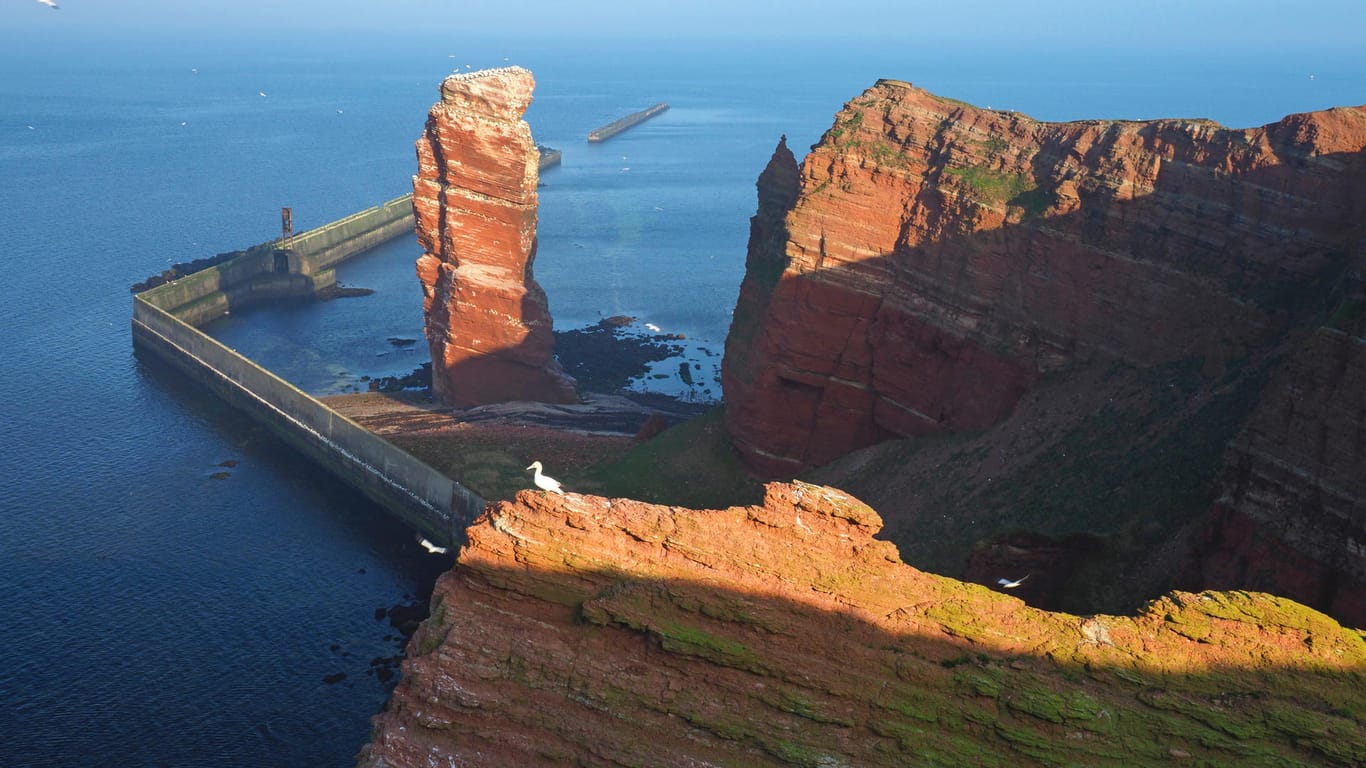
<box><xmin>413</xmin><ymin>66</ymin><xmax>577</xmax><ymax>407</ymax></box>
<box><xmin>723</xmin><ymin>79</ymin><xmax>1366</xmax><ymax>477</ymax></box>
<box><xmin>357</xmin><ymin>484</ymin><xmax>1365</xmax><ymax>767</ymax></box>
<box><xmin>721</xmin><ymin>83</ymin><xmax>1366</xmax><ymax>628</ymax></box>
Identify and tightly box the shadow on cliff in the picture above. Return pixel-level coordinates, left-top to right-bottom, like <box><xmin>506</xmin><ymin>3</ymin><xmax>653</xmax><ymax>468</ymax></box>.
<box><xmin>730</xmin><ymin>138</ymin><xmax>1366</xmax><ymax>624</ymax></box>
<box><xmin>365</xmin><ymin>550</ymin><xmax>1365</xmax><ymax>768</ymax></box>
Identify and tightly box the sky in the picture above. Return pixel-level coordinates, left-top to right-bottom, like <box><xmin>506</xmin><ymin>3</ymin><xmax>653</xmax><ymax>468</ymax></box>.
<box><xmin>3</xmin><ymin>0</ymin><xmax>1366</xmax><ymax>48</ymax></box>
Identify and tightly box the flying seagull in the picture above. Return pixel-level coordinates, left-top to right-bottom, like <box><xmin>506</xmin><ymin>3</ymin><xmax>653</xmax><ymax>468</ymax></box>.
<box><xmin>525</xmin><ymin>461</ymin><xmax>565</xmax><ymax>495</ymax></box>
<box><xmin>417</xmin><ymin>535</ymin><xmax>448</xmax><ymax>555</ymax></box>
<box><xmin>997</xmin><ymin>575</ymin><xmax>1029</xmax><ymax>589</ymax></box>
<box><xmin>36</xmin><ymin>0</ymin><xmax>60</xmax><ymax>9</ymax></box>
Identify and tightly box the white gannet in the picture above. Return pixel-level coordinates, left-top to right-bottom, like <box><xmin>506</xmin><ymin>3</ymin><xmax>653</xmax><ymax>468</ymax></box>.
<box><xmin>644</xmin><ymin>323</ymin><xmax>662</xmax><ymax>333</ymax></box>
<box><xmin>417</xmin><ymin>535</ymin><xmax>448</xmax><ymax>555</ymax></box>
<box><xmin>997</xmin><ymin>575</ymin><xmax>1029</xmax><ymax>589</ymax></box>
<box><xmin>258</xmin><ymin>91</ymin><xmax>267</xmax><ymax>97</ymax></box>
<box><xmin>525</xmin><ymin>461</ymin><xmax>565</xmax><ymax>495</ymax></box>
<box><xmin>37</xmin><ymin>0</ymin><xmax>60</xmax><ymax>9</ymax></box>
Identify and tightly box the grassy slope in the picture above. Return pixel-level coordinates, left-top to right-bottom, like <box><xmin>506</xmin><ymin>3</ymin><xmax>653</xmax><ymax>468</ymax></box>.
<box><xmin>807</xmin><ymin>356</ymin><xmax>1272</xmax><ymax>615</ymax></box>
<box><xmin>390</xmin><ymin>408</ymin><xmax>764</xmax><ymax>509</ymax></box>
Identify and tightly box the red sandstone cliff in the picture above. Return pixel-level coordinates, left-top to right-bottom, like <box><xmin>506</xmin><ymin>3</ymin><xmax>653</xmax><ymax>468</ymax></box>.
<box><xmin>1188</xmin><ymin>297</ymin><xmax>1366</xmax><ymax>625</ymax></box>
<box><xmin>359</xmin><ymin>486</ymin><xmax>1366</xmax><ymax>767</ymax></box>
<box><xmin>414</xmin><ymin>67</ymin><xmax>577</xmax><ymax>407</ymax></box>
<box><xmin>725</xmin><ymin>81</ymin><xmax>1366</xmax><ymax>626</ymax></box>
<box><xmin>724</xmin><ymin>80</ymin><xmax>1366</xmax><ymax>477</ymax></box>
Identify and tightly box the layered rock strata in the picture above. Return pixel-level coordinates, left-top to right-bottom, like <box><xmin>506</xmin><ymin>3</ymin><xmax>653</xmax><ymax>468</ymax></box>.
<box><xmin>722</xmin><ymin>135</ymin><xmax>800</xmax><ymax>409</ymax></box>
<box><xmin>723</xmin><ymin>80</ymin><xmax>1366</xmax><ymax>476</ymax></box>
<box><xmin>414</xmin><ymin>67</ymin><xmax>577</xmax><ymax>407</ymax></box>
<box><xmin>359</xmin><ymin>485</ymin><xmax>1365</xmax><ymax>767</ymax></box>
<box><xmin>1190</xmin><ymin>309</ymin><xmax>1366</xmax><ymax>626</ymax></box>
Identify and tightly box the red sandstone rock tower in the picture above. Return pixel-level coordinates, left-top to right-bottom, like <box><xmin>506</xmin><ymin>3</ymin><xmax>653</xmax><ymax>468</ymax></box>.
<box><xmin>413</xmin><ymin>67</ymin><xmax>577</xmax><ymax>407</ymax></box>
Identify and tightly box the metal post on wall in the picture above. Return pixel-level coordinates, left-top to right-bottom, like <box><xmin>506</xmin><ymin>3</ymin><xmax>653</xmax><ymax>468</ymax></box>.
<box><xmin>280</xmin><ymin>207</ymin><xmax>294</xmax><ymax>250</ymax></box>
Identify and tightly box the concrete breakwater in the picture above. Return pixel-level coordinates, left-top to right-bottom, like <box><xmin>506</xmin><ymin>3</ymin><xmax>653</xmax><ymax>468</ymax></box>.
<box><xmin>131</xmin><ymin>194</ymin><xmax>486</xmax><ymax>547</ymax></box>
<box><xmin>537</xmin><ymin>144</ymin><xmax>562</xmax><ymax>169</ymax></box>
<box><xmin>138</xmin><ymin>194</ymin><xmax>417</xmax><ymax>325</ymax></box>
<box><xmin>587</xmin><ymin>103</ymin><xmax>669</xmax><ymax>142</ymax></box>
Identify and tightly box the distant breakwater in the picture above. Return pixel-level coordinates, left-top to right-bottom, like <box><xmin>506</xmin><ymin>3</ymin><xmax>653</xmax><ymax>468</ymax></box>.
<box><xmin>587</xmin><ymin>103</ymin><xmax>669</xmax><ymax>143</ymax></box>
<box><xmin>537</xmin><ymin>144</ymin><xmax>562</xmax><ymax>169</ymax></box>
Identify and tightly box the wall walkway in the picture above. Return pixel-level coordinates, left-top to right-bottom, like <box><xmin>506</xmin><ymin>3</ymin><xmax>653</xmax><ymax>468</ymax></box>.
<box><xmin>132</xmin><ymin>194</ymin><xmax>486</xmax><ymax>547</ymax></box>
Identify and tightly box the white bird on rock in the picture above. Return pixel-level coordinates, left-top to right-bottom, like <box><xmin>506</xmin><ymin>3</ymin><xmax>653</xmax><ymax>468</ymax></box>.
<box><xmin>525</xmin><ymin>461</ymin><xmax>565</xmax><ymax>495</ymax></box>
<box><xmin>997</xmin><ymin>575</ymin><xmax>1029</xmax><ymax>589</ymax></box>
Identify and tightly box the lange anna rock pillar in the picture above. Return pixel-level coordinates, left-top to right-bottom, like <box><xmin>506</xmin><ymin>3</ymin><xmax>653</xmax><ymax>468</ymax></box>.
<box><xmin>413</xmin><ymin>67</ymin><xmax>577</xmax><ymax>407</ymax></box>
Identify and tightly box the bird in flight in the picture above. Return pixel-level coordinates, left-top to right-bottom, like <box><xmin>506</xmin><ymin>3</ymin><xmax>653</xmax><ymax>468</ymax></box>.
<box><xmin>525</xmin><ymin>461</ymin><xmax>565</xmax><ymax>495</ymax></box>
<box><xmin>37</xmin><ymin>0</ymin><xmax>60</xmax><ymax>9</ymax></box>
<box><xmin>417</xmin><ymin>535</ymin><xmax>448</xmax><ymax>555</ymax></box>
<box><xmin>997</xmin><ymin>575</ymin><xmax>1029</xmax><ymax>589</ymax></box>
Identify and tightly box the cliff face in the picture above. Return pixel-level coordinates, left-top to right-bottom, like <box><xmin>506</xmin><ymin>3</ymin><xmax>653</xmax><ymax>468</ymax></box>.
<box><xmin>1189</xmin><ymin>308</ymin><xmax>1366</xmax><ymax>626</ymax></box>
<box><xmin>359</xmin><ymin>486</ymin><xmax>1366</xmax><ymax>767</ymax></box>
<box><xmin>722</xmin><ymin>135</ymin><xmax>800</xmax><ymax>406</ymax></box>
<box><xmin>414</xmin><ymin>67</ymin><xmax>577</xmax><ymax>407</ymax></box>
<box><xmin>723</xmin><ymin>79</ymin><xmax>1366</xmax><ymax>477</ymax></box>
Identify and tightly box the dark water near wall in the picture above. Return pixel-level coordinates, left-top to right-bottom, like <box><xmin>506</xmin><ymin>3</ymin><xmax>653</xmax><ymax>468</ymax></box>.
<box><xmin>2</xmin><ymin>29</ymin><xmax>1361</xmax><ymax>767</ymax></box>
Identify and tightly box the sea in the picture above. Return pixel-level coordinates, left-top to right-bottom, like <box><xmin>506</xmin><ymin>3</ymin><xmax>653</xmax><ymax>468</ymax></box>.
<box><xmin>2</xmin><ymin>28</ymin><xmax>1362</xmax><ymax>767</ymax></box>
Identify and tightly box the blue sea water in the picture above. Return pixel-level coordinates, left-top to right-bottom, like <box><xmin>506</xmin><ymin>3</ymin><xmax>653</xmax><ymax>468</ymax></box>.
<box><xmin>1</xmin><ymin>28</ymin><xmax>1362</xmax><ymax>767</ymax></box>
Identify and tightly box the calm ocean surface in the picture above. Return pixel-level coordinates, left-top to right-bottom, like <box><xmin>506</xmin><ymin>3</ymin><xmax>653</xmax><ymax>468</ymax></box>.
<box><xmin>2</xmin><ymin>30</ymin><xmax>1361</xmax><ymax>766</ymax></box>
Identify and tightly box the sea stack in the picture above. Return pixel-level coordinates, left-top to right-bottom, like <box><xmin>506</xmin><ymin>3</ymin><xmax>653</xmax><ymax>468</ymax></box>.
<box><xmin>413</xmin><ymin>67</ymin><xmax>577</xmax><ymax>407</ymax></box>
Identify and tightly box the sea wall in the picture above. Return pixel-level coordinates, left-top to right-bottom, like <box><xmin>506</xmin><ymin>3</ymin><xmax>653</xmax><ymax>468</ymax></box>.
<box><xmin>150</xmin><ymin>193</ymin><xmax>417</xmax><ymax>327</ymax></box>
<box><xmin>132</xmin><ymin>195</ymin><xmax>485</xmax><ymax>547</ymax></box>
<box><xmin>296</xmin><ymin>193</ymin><xmax>417</xmax><ymax>272</ymax></box>
<box><xmin>587</xmin><ymin>103</ymin><xmax>669</xmax><ymax>142</ymax></box>
<box><xmin>537</xmin><ymin>145</ymin><xmax>562</xmax><ymax>169</ymax></box>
